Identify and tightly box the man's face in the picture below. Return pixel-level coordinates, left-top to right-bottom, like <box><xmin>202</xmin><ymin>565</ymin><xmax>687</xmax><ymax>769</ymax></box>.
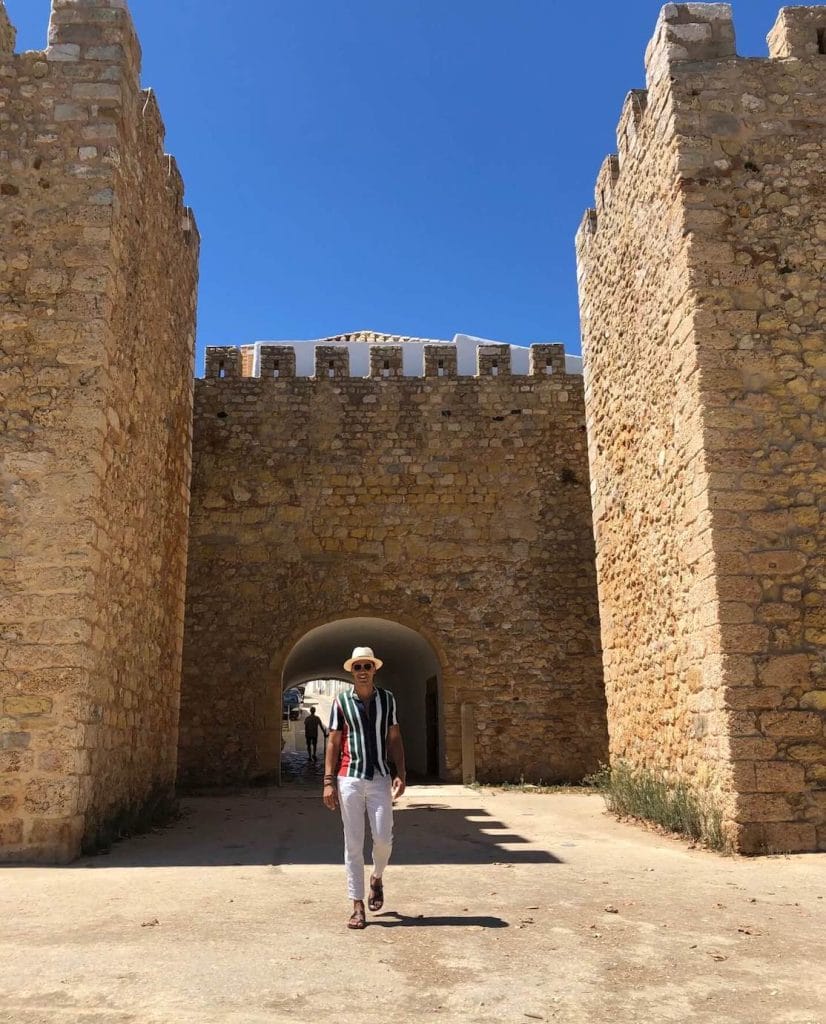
<box><xmin>351</xmin><ymin>661</ymin><xmax>376</xmax><ymax>685</ymax></box>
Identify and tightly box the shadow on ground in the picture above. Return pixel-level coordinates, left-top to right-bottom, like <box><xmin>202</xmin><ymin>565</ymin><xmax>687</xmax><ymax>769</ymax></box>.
<box><xmin>64</xmin><ymin>781</ymin><xmax>563</xmax><ymax>870</ymax></box>
<box><xmin>371</xmin><ymin>911</ymin><xmax>509</xmax><ymax>928</ymax></box>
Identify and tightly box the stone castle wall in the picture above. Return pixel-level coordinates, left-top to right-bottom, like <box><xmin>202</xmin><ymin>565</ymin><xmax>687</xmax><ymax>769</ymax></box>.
<box><xmin>0</xmin><ymin>0</ymin><xmax>198</xmax><ymax>862</ymax></box>
<box><xmin>577</xmin><ymin>4</ymin><xmax>826</xmax><ymax>852</ymax></box>
<box><xmin>179</xmin><ymin>345</ymin><xmax>607</xmax><ymax>787</ymax></box>
<box><xmin>3</xmin><ymin>0</ymin><xmax>824</xmax><ymax>863</ymax></box>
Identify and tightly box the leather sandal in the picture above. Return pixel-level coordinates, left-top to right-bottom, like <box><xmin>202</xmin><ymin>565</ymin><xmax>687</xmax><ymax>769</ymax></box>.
<box><xmin>347</xmin><ymin>907</ymin><xmax>366</xmax><ymax>930</ymax></box>
<box><xmin>368</xmin><ymin>875</ymin><xmax>384</xmax><ymax>912</ymax></box>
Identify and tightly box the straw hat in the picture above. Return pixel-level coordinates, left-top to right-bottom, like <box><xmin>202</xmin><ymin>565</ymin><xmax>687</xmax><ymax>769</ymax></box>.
<box><xmin>343</xmin><ymin>646</ymin><xmax>383</xmax><ymax>672</ymax></box>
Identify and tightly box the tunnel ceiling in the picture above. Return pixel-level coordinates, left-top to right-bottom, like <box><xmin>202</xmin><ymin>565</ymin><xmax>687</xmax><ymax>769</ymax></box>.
<box><xmin>282</xmin><ymin>616</ymin><xmax>439</xmax><ymax>689</ymax></box>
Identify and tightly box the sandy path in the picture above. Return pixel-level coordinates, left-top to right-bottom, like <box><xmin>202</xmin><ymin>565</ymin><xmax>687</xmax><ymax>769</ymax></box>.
<box><xmin>0</xmin><ymin>785</ymin><xmax>823</xmax><ymax>1024</ymax></box>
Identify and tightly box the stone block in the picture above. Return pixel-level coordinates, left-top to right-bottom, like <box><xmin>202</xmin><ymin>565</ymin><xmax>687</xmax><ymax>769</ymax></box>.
<box><xmin>0</xmin><ymin>819</ymin><xmax>23</xmax><ymax>846</ymax></box>
<box><xmin>0</xmin><ymin>751</ymin><xmax>34</xmax><ymax>774</ymax></box>
<box><xmin>730</xmin><ymin>822</ymin><xmax>766</xmax><ymax>855</ymax></box>
<box><xmin>28</xmin><ymin>815</ymin><xmax>83</xmax><ymax>851</ymax></box>
<box><xmin>750</xmin><ymin>551</ymin><xmax>808</xmax><ymax>576</ymax></box>
<box><xmin>3</xmin><ymin>697</ymin><xmax>52</xmax><ymax>716</ymax></box>
<box><xmin>734</xmin><ymin>792</ymin><xmax>794</xmax><ymax>824</ymax></box>
<box><xmin>788</xmin><ymin>744</ymin><xmax>826</xmax><ymax>765</ymax></box>
<box><xmin>0</xmin><ymin>733</ymin><xmax>30</xmax><ymax>751</ymax></box>
<box><xmin>761</xmin><ymin>822</ymin><xmax>817</xmax><ymax>854</ymax></box>
<box><xmin>760</xmin><ymin>712</ymin><xmax>822</xmax><ymax>740</ymax></box>
<box><xmin>753</xmin><ymin>761</ymin><xmax>805</xmax><ymax>794</ymax></box>
<box><xmin>806</xmin><ymin>790</ymin><xmax>826</xmax><ymax>821</ymax></box>
<box><xmin>800</xmin><ymin>691</ymin><xmax>826</xmax><ymax>712</ymax></box>
<box><xmin>758</xmin><ymin>655</ymin><xmax>811</xmax><ymax>690</ymax></box>
<box><xmin>46</xmin><ymin>43</ymin><xmax>80</xmax><ymax>61</ymax></box>
<box><xmin>724</xmin><ymin>686</ymin><xmax>782</xmax><ymax>711</ymax></box>
<box><xmin>767</xmin><ymin>7</ymin><xmax>826</xmax><ymax>59</ymax></box>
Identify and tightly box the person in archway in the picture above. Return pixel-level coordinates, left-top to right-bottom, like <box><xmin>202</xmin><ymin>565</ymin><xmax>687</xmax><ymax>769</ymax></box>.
<box><xmin>304</xmin><ymin>706</ymin><xmax>327</xmax><ymax>761</ymax></box>
<box><xmin>322</xmin><ymin>646</ymin><xmax>406</xmax><ymax>930</ymax></box>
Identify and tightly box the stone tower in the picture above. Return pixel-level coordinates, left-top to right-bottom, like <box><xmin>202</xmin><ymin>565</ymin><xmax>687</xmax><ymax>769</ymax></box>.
<box><xmin>577</xmin><ymin>4</ymin><xmax>826</xmax><ymax>852</ymax></box>
<box><xmin>0</xmin><ymin>0</ymin><xmax>198</xmax><ymax>861</ymax></box>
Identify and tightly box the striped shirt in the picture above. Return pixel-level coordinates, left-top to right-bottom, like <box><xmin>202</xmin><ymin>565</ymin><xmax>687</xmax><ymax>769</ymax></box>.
<box><xmin>329</xmin><ymin>687</ymin><xmax>398</xmax><ymax>779</ymax></box>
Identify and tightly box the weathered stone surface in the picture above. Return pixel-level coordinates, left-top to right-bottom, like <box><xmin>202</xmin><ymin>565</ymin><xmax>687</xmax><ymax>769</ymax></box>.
<box><xmin>577</xmin><ymin>3</ymin><xmax>826</xmax><ymax>853</ymax></box>
<box><xmin>179</xmin><ymin>359</ymin><xmax>607</xmax><ymax>788</ymax></box>
<box><xmin>0</xmin><ymin>0</ymin><xmax>198</xmax><ymax>863</ymax></box>
<box><xmin>0</xmin><ymin>1</ymin><xmax>15</xmax><ymax>52</ymax></box>
<box><xmin>3</xmin><ymin>0</ymin><xmax>824</xmax><ymax>863</ymax></box>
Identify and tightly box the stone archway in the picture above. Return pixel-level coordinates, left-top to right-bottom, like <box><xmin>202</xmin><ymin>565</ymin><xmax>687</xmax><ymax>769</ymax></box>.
<box><xmin>275</xmin><ymin>616</ymin><xmax>444</xmax><ymax>784</ymax></box>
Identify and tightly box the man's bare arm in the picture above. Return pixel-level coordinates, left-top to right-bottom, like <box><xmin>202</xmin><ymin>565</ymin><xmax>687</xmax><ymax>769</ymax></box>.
<box><xmin>323</xmin><ymin>731</ymin><xmax>342</xmax><ymax>810</ymax></box>
<box><xmin>388</xmin><ymin>724</ymin><xmax>406</xmax><ymax>799</ymax></box>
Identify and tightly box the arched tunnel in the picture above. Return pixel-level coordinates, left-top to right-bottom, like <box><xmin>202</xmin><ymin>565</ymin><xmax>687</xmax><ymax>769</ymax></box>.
<box><xmin>280</xmin><ymin>617</ymin><xmax>443</xmax><ymax>782</ymax></box>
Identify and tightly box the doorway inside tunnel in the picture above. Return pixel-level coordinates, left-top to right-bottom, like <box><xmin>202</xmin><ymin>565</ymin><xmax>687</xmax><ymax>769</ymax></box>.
<box><xmin>278</xmin><ymin>617</ymin><xmax>443</xmax><ymax>787</ymax></box>
<box><xmin>279</xmin><ymin>678</ymin><xmax>348</xmax><ymax>785</ymax></box>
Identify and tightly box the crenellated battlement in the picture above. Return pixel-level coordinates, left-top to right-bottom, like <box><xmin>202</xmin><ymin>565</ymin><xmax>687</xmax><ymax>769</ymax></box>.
<box><xmin>615</xmin><ymin>89</ymin><xmax>648</xmax><ymax>173</ymax></box>
<box><xmin>10</xmin><ymin>0</ymin><xmax>201</xmax><ymax>245</ymax></box>
<box><xmin>576</xmin><ymin>3</ymin><xmax>826</xmax><ymax>256</ymax></box>
<box><xmin>0</xmin><ymin>0</ymin><xmax>199</xmax><ymax>863</ymax></box>
<box><xmin>768</xmin><ymin>5</ymin><xmax>826</xmax><ymax>55</ymax></box>
<box><xmin>594</xmin><ymin>155</ymin><xmax>620</xmax><ymax>220</ymax></box>
<box><xmin>47</xmin><ymin>0</ymin><xmax>142</xmax><ymax>73</ymax></box>
<box><xmin>644</xmin><ymin>3</ymin><xmax>736</xmax><ymax>88</ymax></box>
<box><xmin>0</xmin><ymin>0</ymin><xmax>16</xmax><ymax>52</ymax></box>
<box><xmin>576</xmin><ymin>3</ymin><xmax>826</xmax><ymax>853</ymax></box>
<box><xmin>369</xmin><ymin>345</ymin><xmax>405</xmax><ymax>378</ymax></box>
<box><xmin>203</xmin><ymin>340</ymin><xmax>579</xmax><ymax>380</ymax></box>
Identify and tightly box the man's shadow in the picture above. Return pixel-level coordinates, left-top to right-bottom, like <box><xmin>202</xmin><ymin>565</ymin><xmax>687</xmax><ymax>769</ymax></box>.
<box><xmin>369</xmin><ymin>911</ymin><xmax>508</xmax><ymax>928</ymax></box>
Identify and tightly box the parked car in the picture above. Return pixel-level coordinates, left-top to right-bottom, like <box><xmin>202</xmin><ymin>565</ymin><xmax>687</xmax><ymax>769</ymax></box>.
<box><xmin>282</xmin><ymin>687</ymin><xmax>303</xmax><ymax>720</ymax></box>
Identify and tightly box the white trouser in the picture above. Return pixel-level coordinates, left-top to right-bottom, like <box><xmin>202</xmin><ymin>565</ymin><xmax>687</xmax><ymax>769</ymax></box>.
<box><xmin>338</xmin><ymin>776</ymin><xmax>394</xmax><ymax>900</ymax></box>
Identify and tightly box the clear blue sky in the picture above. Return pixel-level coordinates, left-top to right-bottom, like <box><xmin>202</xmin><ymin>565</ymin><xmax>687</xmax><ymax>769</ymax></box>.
<box><xmin>10</xmin><ymin>1</ymin><xmax>787</xmax><ymax>367</ymax></box>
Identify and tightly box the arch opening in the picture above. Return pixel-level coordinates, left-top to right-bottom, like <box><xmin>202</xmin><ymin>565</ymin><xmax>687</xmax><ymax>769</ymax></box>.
<box><xmin>279</xmin><ymin>616</ymin><xmax>443</xmax><ymax>785</ymax></box>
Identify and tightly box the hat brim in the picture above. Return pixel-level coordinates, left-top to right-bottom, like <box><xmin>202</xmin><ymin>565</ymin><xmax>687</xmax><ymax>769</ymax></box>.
<box><xmin>343</xmin><ymin>656</ymin><xmax>383</xmax><ymax>672</ymax></box>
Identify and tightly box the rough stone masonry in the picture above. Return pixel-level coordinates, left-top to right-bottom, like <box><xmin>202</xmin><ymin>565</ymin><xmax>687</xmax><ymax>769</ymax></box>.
<box><xmin>0</xmin><ymin>0</ymin><xmax>198</xmax><ymax>862</ymax></box>
<box><xmin>1</xmin><ymin>1</ymin><xmax>824</xmax><ymax>862</ymax></box>
<box><xmin>577</xmin><ymin>3</ymin><xmax>826</xmax><ymax>853</ymax></box>
<box><xmin>179</xmin><ymin>342</ymin><xmax>606</xmax><ymax>790</ymax></box>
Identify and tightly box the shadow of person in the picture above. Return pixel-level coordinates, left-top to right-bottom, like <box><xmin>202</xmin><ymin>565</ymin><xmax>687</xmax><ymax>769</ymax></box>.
<box><xmin>369</xmin><ymin>911</ymin><xmax>508</xmax><ymax>928</ymax></box>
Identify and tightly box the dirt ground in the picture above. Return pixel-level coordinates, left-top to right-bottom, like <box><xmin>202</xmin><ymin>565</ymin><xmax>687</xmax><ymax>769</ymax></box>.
<box><xmin>0</xmin><ymin>783</ymin><xmax>824</xmax><ymax>1024</ymax></box>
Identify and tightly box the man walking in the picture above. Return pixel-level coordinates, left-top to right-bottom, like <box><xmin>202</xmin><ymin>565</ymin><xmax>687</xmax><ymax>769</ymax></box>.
<box><xmin>322</xmin><ymin>646</ymin><xmax>406</xmax><ymax>930</ymax></box>
<box><xmin>304</xmin><ymin>706</ymin><xmax>326</xmax><ymax>761</ymax></box>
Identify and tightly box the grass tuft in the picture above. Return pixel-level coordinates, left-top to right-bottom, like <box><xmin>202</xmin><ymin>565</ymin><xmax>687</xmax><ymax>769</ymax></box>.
<box><xmin>473</xmin><ymin>773</ymin><xmax>597</xmax><ymax>796</ymax></box>
<box><xmin>587</xmin><ymin>762</ymin><xmax>727</xmax><ymax>852</ymax></box>
<box><xmin>495</xmin><ymin>774</ymin><xmax>592</xmax><ymax>795</ymax></box>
